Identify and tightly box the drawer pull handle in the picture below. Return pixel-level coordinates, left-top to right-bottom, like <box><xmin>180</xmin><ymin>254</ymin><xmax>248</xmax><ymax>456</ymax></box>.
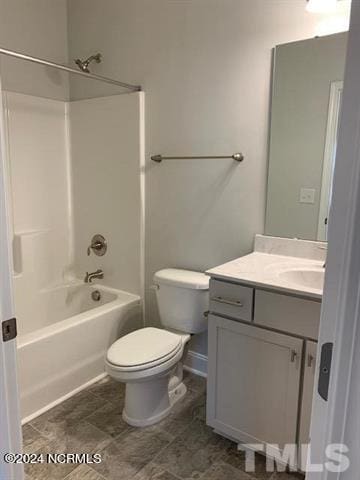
<box><xmin>291</xmin><ymin>350</ymin><xmax>298</xmax><ymax>363</ymax></box>
<box><xmin>211</xmin><ymin>296</ymin><xmax>243</xmax><ymax>307</ymax></box>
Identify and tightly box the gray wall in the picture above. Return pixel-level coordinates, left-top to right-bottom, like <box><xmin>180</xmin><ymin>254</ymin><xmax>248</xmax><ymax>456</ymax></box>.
<box><xmin>265</xmin><ymin>33</ymin><xmax>347</xmax><ymax>240</ymax></box>
<box><xmin>67</xmin><ymin>0</ymin><xmax>338</xmax><ymax>356</ymax></box>
<box><xmin>0</xmin><ymin>0</ymin><xmax>69</xmax><ymax>99</ymax></box>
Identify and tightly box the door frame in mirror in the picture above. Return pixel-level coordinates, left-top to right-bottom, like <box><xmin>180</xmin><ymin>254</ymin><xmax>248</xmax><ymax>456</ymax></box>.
<box><xmin>317</xmin><ymin>80</ymin><xmax>343</xmax><ymax>241</ymax></box>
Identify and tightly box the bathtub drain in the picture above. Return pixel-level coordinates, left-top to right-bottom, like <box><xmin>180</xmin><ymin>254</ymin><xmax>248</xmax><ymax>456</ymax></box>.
<box><xmin>91</xmin><ymin>290</ymin><xmax>101</xmax><ymax>302</ymax></box>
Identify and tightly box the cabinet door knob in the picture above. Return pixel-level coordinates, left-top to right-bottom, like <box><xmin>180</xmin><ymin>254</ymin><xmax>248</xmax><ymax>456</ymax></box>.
<box><xmin>290</xmin><ymin>350</ymin><xmax>298</xmax><ymax>363</ymax></box>
<box><xmin>307</xmin><ymin>354</ymin><xmax>315</xmax><ymax>368</ymax></box>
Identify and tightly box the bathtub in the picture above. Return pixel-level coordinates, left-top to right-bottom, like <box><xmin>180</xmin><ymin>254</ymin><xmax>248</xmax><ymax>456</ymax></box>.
<box><xmin>16</xmin><ymin>282</ymin><xmax>142</xmax><ymax>422</ymax></box>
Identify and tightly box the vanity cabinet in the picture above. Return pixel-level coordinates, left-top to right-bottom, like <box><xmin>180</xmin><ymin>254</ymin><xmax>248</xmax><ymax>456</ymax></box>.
<box><xmin>207</xmin><ymin>314</ymin><xmax>302</xmax><ymax>449</ymax></box>
<box><xmin>206</xmin><ymin>278</ymin><xmax>321</xmax><ymax>465</ymax></box>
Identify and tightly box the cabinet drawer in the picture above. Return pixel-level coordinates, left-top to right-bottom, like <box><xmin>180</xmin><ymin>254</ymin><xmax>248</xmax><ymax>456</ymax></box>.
<box><xmin>254</xmin><ymin>290</ymin><xmax>321</xmax><ymax>339</ymax></box>
<box><xmin>209</xmin><ymin>279</ymin><xmax>253</xmax><ymax>322</ymax></box>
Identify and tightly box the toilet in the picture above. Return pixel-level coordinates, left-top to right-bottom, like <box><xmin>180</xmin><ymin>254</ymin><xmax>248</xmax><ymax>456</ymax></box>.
<box><xmin>105</xmin><ymin>268</ymin><xmax>209</xmax><ymax>427</ymax></box>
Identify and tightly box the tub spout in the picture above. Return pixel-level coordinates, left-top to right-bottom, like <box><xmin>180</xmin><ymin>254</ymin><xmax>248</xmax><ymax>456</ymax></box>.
<box><xmin>84</xmin><ymin>269</ymin><xmax>104</xmax><ymax>283</ymax></box>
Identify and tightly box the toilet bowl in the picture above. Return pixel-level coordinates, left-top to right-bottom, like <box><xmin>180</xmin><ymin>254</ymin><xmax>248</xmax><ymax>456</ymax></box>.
<box><xmin>106</xmin><ymin>327</ymin><xmax>190</xmax><ymax>426</ymax></box>
<box><xmin>106</xmin><ymin>268</ymin><xmax>209</xmax><ymax>427</ymax></box>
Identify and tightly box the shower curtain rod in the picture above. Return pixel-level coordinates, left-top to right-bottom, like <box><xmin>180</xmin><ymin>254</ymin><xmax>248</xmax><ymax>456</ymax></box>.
<box><xmin>0</xmin><ymin>47</ymin><xmax>142</xmax><ymax>92</ymax></box>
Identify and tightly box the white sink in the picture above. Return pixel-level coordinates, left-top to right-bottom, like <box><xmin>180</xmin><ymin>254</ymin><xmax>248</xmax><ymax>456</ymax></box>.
<box><xmin>278</xmin><ymin>268</ymin><xmax>324</xmax><ymax>290</ymax></box>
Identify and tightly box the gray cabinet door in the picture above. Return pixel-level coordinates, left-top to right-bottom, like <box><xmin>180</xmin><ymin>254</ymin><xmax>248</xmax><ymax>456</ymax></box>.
<box><xmin>299</xmin><ymin>340</ymin><xmax>317</xmax><ymax>447</ymax></box>
<box><xmin>298</xmin><ymin>340</ymin><xmax>317</xmax><ymax>471</ymax></box>
<box><xmin>207</xmin><ymin>314</ymin><xmax>303</xmax><ymax>450</ymax></box>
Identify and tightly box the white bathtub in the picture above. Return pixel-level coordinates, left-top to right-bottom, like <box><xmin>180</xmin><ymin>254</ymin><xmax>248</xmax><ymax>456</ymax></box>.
<box><xmin>16</xmin><ymin>282</ymin><xmax>142</xmax><ymax>422</ymax></box>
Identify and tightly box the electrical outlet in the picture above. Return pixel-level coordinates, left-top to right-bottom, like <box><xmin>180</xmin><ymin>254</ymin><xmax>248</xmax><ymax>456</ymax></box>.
<box><xmin>300</xmin><ymin>188</ymin><xmax>316</xmax><ymax>204</ymax></box>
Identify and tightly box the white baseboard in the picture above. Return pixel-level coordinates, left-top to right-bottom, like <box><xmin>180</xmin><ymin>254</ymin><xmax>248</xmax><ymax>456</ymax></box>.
<box><xmin>184</xmin><ymin>350</ymin><xmax>208</xmax><ymax>378</ymax></box>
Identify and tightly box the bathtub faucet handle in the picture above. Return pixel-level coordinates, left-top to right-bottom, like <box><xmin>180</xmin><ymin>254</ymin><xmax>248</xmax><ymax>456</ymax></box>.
<box><xmin>87</xmin><ymin>234</ymin><xmax>107</xmax><ymax>256</ymax></box>
<box><xmin>87</xmin><ymin>241</ymin><xmax>102</xmax><ymax>255</ymax></box>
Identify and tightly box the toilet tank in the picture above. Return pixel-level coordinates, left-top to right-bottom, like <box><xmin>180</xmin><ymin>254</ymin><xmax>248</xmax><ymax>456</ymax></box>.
<box><xmin>154</xmin><ymin>269</ymin><xmax>209</xmax><ymax>334</ymax></box>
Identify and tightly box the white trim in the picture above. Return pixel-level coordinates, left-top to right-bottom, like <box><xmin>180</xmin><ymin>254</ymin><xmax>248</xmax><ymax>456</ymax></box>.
<box><xmin>21</xmin><ymin>372</ymin><xmax>107</xmax><ymax>425</ymax></box>
<box><xmin>184</xmin><ymin>350</ymin><xmax>208</xmax><ymax>378</ymax></box>
<box><xmin>317</xmin><ymin>81</ymin><xmax>343</xmax><ymax>241</ymax></box>
<box><xmin>308</xmin><ymin>2</ymin><xmax>360</xmax><ymax>478</ymax></box>
<box><xmin>64</xmin><ymin>101</ymin><xmax>75</xmax><ymax>276</ymax></box>
<box><xmin>0</xmin><ymin>82</ymin><xmax>23</xmax><ymax>479</ymax></box>
<box><xmin>138</xmin><ymin>92</ymin><xmax>146</xmax><ymax>326</ymax></box>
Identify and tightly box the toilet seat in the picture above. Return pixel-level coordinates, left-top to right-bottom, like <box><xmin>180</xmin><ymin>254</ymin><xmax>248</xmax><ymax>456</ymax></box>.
<box><xmin>106</xmin><ymin>327</ymin><xmax>183</xmax><ymax>372</ymax></box>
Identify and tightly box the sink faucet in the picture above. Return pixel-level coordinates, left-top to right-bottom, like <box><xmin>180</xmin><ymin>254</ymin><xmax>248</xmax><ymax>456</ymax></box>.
<box><xmin>84</xmin><ymin>269</ymin><xmax>104</xmax><ymax>283</ymax></box>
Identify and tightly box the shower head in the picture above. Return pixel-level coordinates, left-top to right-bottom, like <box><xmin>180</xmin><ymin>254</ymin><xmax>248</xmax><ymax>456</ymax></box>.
<box><xmin>74</xmin><ymin>53</ymin><xmax>102</xmax><ymax>73</ymax></box>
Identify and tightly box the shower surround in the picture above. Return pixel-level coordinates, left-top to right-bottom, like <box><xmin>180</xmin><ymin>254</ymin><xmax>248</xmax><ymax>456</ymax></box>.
<box><xmin>3</xmin><ymin>88</ymin><xmax>145</xmax><ymax>420</ymax></box>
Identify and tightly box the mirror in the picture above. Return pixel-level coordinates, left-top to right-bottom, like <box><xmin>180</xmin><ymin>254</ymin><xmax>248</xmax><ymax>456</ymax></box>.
<box><xmin>265</xmin><ymin>32</ymin><xmax>347</xmax><ymax>241</ymax></box>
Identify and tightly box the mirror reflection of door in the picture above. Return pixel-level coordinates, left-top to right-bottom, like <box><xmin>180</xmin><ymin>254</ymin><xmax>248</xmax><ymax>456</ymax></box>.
<box><xmin>317</xmin><ymin>81</ymin><xmax>343</xmax><ymax>241</ymax></box>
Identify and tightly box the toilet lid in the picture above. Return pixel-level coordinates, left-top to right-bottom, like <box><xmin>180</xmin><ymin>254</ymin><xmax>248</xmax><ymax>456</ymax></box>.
<box><xmin>106</xmin><ymin>327</ymin><xmax>182</xmax><ymax>369</ymax></box>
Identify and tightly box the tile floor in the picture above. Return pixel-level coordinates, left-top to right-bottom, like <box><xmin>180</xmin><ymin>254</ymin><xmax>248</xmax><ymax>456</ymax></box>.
<box><xmin>23</xmin><ymin>372</ymin><xmax>304</xmax><ymax>480</ymax></box>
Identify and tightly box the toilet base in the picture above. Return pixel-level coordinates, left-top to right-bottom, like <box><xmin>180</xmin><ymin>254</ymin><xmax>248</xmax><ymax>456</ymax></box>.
<box><xmin>122</xmin><ymin>378</ymin><xmax>187</xmax><ymax>427</ymax></box>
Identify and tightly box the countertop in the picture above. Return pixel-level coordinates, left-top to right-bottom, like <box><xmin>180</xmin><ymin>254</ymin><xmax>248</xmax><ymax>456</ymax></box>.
<box><xmin>206</xmin><ymin>251</ymin><xmax>324</xmax><ymax>300</ymax></box>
